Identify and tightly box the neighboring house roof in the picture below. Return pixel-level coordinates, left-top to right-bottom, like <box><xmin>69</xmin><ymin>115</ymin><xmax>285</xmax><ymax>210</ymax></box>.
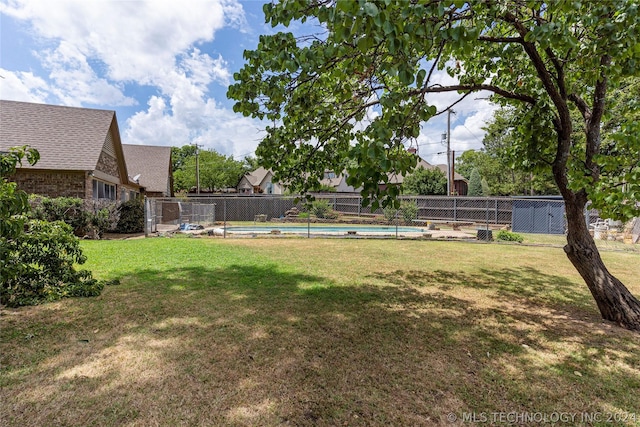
<box><xmin>319</xmin><ymin>174</ymin><xmax>345</xmax><ymax>188</ymax></box>
<box><xmin>388</xmin><ymin>157</ymin><xmax>468</xmax><ymax>184</ymax></box>
<box><xmin>0</xmin><ymin>100</ymin><xmax>127</xmax><ymax>178</ymax></box>
<box><xmin>122</xmin><ymin>144</ymin><xmax>172</xmax><ymax>195</ymax></box>
<box><xmin>434</xmin><ymin>164</ymin><xmax>468</xmax><ymax>182</ymax></box>
<box><xmin>243</xmin><ymin>167</ymin><xmax>272</xmax><ymax>187</ymax></box>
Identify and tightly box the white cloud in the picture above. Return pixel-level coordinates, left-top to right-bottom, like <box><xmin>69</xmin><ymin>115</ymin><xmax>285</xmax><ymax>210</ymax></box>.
<box><xmin>125</xmin><ymin>95</ymin><xmax>264</xmax><ymax>160</ymax></box>
<box><xmin>416</xmin><ymin>100</ymin><xmax>498</xmax><ymax>165</ymax></box>
<box><xmin>124</xmin><ymin>96</ymin><xmax>190</xmax><ymax>146</ymax></box>
<box><xmin>38</xmin><ymin>41</ymin><xmax>136</xmax><ymax>107</ymax></box>
<box><xmin>410</xmin><ymin>67</ymin><xmax>499</xmax><ymax>165</ymax></box>
<box><xmin>0</xmin><ymin>68</ymin><xmax>49</xmax><ymax>102</ymax></box>
<box><xmin>1</xmin><ymin>0</ymin><xmax>260</xmax><ymax>158</ymax></box>
<box><xmin>1</xmin><ymin>0</ymin><xmax>237</xmax><ymax>84</ymax></box>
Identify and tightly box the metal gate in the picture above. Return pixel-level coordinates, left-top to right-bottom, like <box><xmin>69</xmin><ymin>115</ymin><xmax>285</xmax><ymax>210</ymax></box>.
<box><xmin>512</xmin><ymin>197</ymin><xmax>566</xmax><ymax>234</ymax></box>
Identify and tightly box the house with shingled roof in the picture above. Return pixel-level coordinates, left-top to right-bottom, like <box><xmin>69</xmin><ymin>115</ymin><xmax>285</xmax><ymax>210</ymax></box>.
<box><xmin>0</xmin><ymin>100</ymin><xmax>146</xmax><ymax>201</ymax></box>
<box><xmin>122</xmin><ymin>144</ymin><xmax>173</xmax><ymax>198</ymax></box>
<box><xmin>382</xmin><ymin>148</ymin><xmax>469</xmax><ymax>195</ymax></box>
<box><xmin>237</xmin><ymin>167</ymin><xmax>285</xmax><ymax>194</ymax></box>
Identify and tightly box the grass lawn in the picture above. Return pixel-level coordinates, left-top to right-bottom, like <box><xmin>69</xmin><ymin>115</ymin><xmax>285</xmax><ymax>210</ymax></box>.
<box><xmin>1</xmin><ymin>237</ymin><xmax>639</xmax><ymax>426</ymax></box>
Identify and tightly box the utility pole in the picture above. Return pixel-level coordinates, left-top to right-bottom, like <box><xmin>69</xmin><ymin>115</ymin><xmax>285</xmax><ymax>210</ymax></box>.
<box><xmin>451</xmin><ymin>150</ymin><xmax>455</xmax><ymax>195</ymax></box>
<box><xmin>446</xmin><ymin>109</ymin><xmax>455</xmax><ymax>196</ymax></box>
<box><xmin>194</xmin><ymin>143</ymin><xmax>202</xmax><ymax>195</ymax></box>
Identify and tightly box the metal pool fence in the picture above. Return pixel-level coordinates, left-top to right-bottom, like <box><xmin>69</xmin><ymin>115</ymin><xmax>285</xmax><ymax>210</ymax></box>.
<box><xmin>143</xmin><ymin>194</ymin><xmax>594</xmax><ymax>239</ymax></box>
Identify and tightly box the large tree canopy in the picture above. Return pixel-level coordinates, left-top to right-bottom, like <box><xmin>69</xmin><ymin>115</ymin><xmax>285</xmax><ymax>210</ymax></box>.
<box><xmin>229</xmin><ymin>0</ymin><xmax>640</xmax><ymax>330</ymax></box>
<box><xmin>403</xmin><ymin>167</ymin><xmax>447</xmax><ymax>196</ymax></box>
<box><xmin>173</xmin><ymin>147</ymin><xmax>250</xmax><ymax>193</ymax></box>
<box><xmin>456</xmin><ymin>108</ymin><xmax>557</xmax><ymax>196</ymax></box>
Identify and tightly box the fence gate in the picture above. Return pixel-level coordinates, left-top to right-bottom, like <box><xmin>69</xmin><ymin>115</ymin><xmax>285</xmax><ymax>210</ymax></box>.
<box><xmin>512</xmin><ymin>197</ymin><xmax>566</xmax><ymax>234</ymax></box>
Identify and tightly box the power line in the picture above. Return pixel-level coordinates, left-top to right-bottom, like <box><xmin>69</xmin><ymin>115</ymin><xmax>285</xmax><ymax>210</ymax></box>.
<box><xmin>461</xmin><ymin>123</ymin><xmax>486</xmax><ymax>145</ymax></box>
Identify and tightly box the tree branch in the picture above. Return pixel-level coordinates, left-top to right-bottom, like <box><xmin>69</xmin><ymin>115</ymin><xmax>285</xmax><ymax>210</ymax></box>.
<box><xmin>545</xmin><ymin>47</ymin><xmax>567</xmax><ymax>99</ymax></box>
<box><xmin>568</xmin><ymin>93</ymin><xmax>591</xmax><ymax>121</ymax></box>
<box><xmin>502</xmin><ymin>11</ymin><xmax>574</xmax><ymax>200</ymax></box>
<box><xmin>478</xmin><ymin>35</ymin><xmax>523</xmax><ymax>43</ymax></box>
<box><xmin>416</xmin><ymin>84</ymin><xmax>537</xmax><ymax>104</ymax></box>
<box><xmin>433</xmin><ymin>92</ymin><xmax>474</xmax><ymax>116</ymax></box>
<box><xmin>584</xmin><ymin>55</ymin><xmax>610</xmax><ymax>179</ymax></box>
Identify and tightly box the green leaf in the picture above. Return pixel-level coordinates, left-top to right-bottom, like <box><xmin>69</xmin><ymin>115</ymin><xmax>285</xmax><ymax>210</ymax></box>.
<box><xmin>363</xmin><ymin>2</ymin><xmax>379</xmax><ymax>17</ymax></box>
<box><xmin>399</xmin><ymin>68</ymin><xmax>414</xmax><ymax>85</ymax></box>
<box><xmin>416</xmin><ymin>69</ymin><xmax>426</xmax><ymax>86</ymax></box>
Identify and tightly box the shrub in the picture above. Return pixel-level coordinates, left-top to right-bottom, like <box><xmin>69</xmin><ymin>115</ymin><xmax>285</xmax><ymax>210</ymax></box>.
<box><xmin>403</xmin><ymin>167</ymin><xmax>447</xmax><ymax>195</ymax></box>
<box><xmin>114</xmin><ymin>198</ymin><xmax>144</xmax><ymax>233</ymax></box>
<box><xmin>383</xmin><ymin>206</ymin><xmax>399</xmax><ymax>222</ymax></box>
<box><xmin>497</xmin><ymin>230</ymin><xmax>524</xmax><ymax>243</ymax></box>
<box><xmin>1</xmin><ymin>219</ymin><xmax>104</xmax><ymax>307</ymax></box>
<box><xmin>1</xmin><ymin>148</ymin><xmax>105</xmax><ymax>307</ymax></box>
<box><xmin>30</xmin><ymin>195</ymin><xmax>89</xmax><ymax>234</ymax></box>
<box><xmin>86</xmin><ymin>199</ymin><xmax>120</xmax><ymax>235</ymax></box>
<box><xmin>29</xmin><ymin>195</ymin><xmax>118</xmax><ymax>238</ymax></box>
<box><xmin>310</xmin><ymin>199</ymin><xmax>338</xmax><ymax>219</ymax></box>
<box><xmin>399</xmin><ymin>200</ymin><xmax>418</xmax><ymax>225</ymax></box>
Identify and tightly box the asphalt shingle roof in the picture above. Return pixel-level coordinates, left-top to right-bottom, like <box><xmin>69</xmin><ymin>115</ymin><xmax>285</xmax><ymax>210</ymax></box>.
<box><xmin>0</xmin><ymin>100</ymin><xmax>117</xmax><ymax>171</ymax></box>
<box><xmin>244</xmin><ymin>167</ymin><xmax>271</xmax><ymax>186</ymax></box>
<box><xmin>122</xmin><ymin>144</ymin><xmax>172</xmax><ymax>195</ymax></box>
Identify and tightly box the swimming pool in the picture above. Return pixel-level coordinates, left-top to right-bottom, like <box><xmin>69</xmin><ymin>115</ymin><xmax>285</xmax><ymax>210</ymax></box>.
<box><xmin>224</xmin><ymin>225</ymin><xmax>427</xmax><ymax>235</ymax></box>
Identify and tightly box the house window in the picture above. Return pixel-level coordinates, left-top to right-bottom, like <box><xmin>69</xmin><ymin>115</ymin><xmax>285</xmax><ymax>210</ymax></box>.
<box><xmin>130</xmin><ymin>191</ymin><xmax>137</xmax><ymax>200</ymax></box>
<box><xmin>266</xmin><ymin>182</ymin><xmax>273</xmax><ymax>194</ymax></box>
<box><xmin>324</xmin><ymin>171</ymin><xmax>336</xmax><ymax>179</ymax></box>
<box><xmin>92</xmin><ymin>179</ymin><xmax>116</xmax><ymax>200</ymax></box>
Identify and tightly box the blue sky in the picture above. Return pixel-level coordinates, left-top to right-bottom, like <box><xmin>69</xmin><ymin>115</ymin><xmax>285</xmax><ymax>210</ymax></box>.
<box><xmin>0</xmin><ymin>0</ymin><xmax>494</xmax><ymax>165</ymax></box>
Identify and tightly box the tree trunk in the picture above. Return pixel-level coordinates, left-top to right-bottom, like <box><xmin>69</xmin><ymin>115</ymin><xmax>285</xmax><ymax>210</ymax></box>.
<box><xmin>563</xmin><ymin>198</ymin><xmax>640</xmax><ymax>331</ymax></box>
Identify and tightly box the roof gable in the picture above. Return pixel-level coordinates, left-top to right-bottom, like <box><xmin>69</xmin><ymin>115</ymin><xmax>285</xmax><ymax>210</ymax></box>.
<box><xmin>122</xmin><ymin>144</ymin><xmax>172</xmax><ymax>195</ymax></box>
<box><xmin>0</xmin><ymin>100</ymin><xmax>125</xmax><ymax>173</ymax></box>
<box><xmin>244</xmin><ymin>167</ymin><xmax>272</xmax><ymax>186</ymax></box>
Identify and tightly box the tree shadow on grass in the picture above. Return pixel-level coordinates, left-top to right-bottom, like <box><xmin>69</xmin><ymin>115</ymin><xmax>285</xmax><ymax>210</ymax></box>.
<box><xmin>2</xmin><ymin>264</ymin><xmax>639</xmax><ymax>426</ymax></box>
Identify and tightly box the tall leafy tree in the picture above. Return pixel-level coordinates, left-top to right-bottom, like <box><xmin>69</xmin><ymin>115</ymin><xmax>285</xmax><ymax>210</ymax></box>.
<box><xmin>403</xmin><ymin>167</ymin><xmax>447</xmax><ymax>195</ymax></box>
<box><xmin>171</xmin><ymin>145</ymin><xmax>198</xmax><ymax>173</ymax></box>
<box><xmin>229</xmin><ymin>1</ymin><xmax>640</xmax><ymax>330</ymax></box>
<box><xmin>173</xmin><ymin>149</ymin><xmax>249</xmax><ymax>192</ymax></box>
<box><xmin>467</xmin><ymin>107</ymin><xmax>557</xmax><ymax>195</ymax></box>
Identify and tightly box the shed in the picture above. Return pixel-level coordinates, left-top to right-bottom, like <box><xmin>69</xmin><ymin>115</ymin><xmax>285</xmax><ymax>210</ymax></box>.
<box><xmin>512</xmin><ymin>196</ymin><xmax>565</xmax><ymax>234</ymax></box>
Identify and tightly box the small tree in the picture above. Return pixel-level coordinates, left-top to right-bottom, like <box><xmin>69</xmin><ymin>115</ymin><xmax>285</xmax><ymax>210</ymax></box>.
<box><xmin>481</xmin><ymin>178</ymin><xmax>490</xmax><ymax>197</ymax></box>
<box><xmin>403</xmin><ymin>167</ymin><xmax>447</xmax><ymax>195</ymax></box>
<box><xmin>114</xmin><ymin>198</ymin><xmax>144</xmax><ymax>233</ymax></box>
<box><xmin>467</xmin><ymin>169</ymin><xmax>483</xmax><ymax>196</ymax></box>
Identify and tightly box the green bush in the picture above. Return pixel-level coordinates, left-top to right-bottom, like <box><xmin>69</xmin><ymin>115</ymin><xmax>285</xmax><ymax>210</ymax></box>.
<box><xmin>30</xmin><ymin>195</ymin><xmax>89</xmax><ymax>234</ymax></box>
<box><xmin>496</xmin><ymin>230</ymin><xmax>524</xmax><ymax>243</ymax></box>
<box><xmin>1</xmin><ymin>219</ymin><xmax>104</xmax><ymax>307</ymax></box>
<box><xmin>114</xmin><ymin>198</ymin><xmax>144</xmax><ymax>233</ymax></box>
<box><xmin>399</xmin><ymin>200</ymin><xmax>418</xmax><ymax>225</ymax></box>
<box><xmin>309</xmin><ymin>199</ymin><xmax>338</xmax><ymax>219</ymax></box>
<box><xmin>29</xmin><ymin>195</ymin><xmax>117</xmax><ymax>238</ymax></box>
<box><xmin>1</xmin><ymin>148</ymin><xmax>105</xmax><ymax>307</ymax></box>
<box><xmin>383</xmin><ymin>206</ymin><xmax>399</xmax><ymax>222</ymax></box>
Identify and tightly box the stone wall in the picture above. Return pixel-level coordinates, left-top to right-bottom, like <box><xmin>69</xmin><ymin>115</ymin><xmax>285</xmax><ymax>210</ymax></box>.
<box><xmin>95</xmin><ymin>150</ymin><xmax>119</xmax><ymax>178</ymax></box>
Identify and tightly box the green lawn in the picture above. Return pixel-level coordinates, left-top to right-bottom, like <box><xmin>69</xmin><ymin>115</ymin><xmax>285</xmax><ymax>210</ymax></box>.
<box><xmin>1</xmin><ymin>237</ymin><xmax>639</xmax><ymax>426</ymax></box>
